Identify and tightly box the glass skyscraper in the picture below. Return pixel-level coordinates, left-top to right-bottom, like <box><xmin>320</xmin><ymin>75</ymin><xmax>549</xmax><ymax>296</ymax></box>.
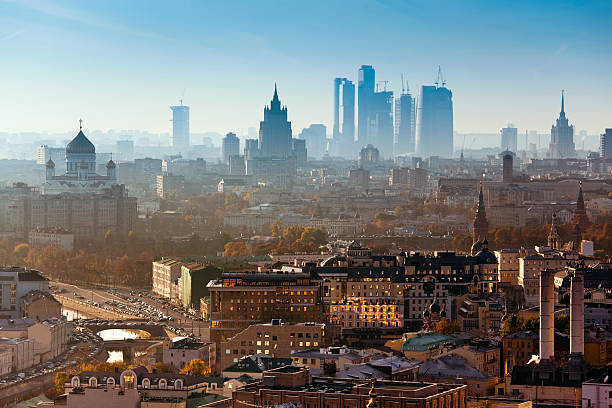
<box><xmin>416</xmin><ymin>84</ymin><xmax>453</xmax><ymax>158</ymax></box>
<box><xmin>333</xmin><ymin>78</ymin><xmax>355</xmax><ymax>151</ymax></box>
<box><xmin>395</xmin><ymin>92</ymin><xmax>416</xmax><ymax>155</ymax></box>
<box><xmin>358</xmin><ymin>65</ymin><xmax>375</xmax><ymax>145</ymax></box>
<box><xmin>170</xmin><ymin>102</ymin><xmax>190</xmax><ymax>149</ymax></box>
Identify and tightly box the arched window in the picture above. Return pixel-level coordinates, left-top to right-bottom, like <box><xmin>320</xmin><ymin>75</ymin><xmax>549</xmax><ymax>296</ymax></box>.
<box><xmin>122</xmin><ymin>372</ymin><xmax>136</xmax><ymax>389</ymax></box>
<box><xmin>89</xmin><ymin>377</ymin><xmax>97</xmax><ymax>387</ymax></box>
<box><xmin>71</xmin><ymin>377</ymin><xmax>80</xmax><ymax>388</ymax></box>
<box><xmin>142</xmin><ymin>378</ymin><xmax>150</xmax><ymax>389</ymax></box>
<box><xmin>159</xmin><ymin>379</ymin><xmax>167</xmax><ymax>389</ymax></box>
<box><xmin>107</xmin><ymin>377</ymin><xmax>115</xmax><ymax>387</ymax></box>
<box><xmin>175</xmin><ymin>379</ymin><xmax>183</xmax><ymax>389</ymax></box>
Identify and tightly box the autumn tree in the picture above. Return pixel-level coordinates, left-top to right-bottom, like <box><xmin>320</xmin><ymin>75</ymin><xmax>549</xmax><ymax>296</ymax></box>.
<box><xmin>282</xmin><ymin>225</ymin><xmax>304</xmax><ymax>243</ymax></box>
<box><xmin>270</xmin><ymin>221</ymin><xmax>284</xmax><ymax>237</ymax></box>
<box><xmin>180</xmin><ymin>359</ymin><xmax>211</xmax><ymax>376</ymax></box>
<box><xmin>300</xmin><ymin>227</ymin><xmax>328</xmax><ymax>248</ymax></box>
<box><xmin>224</xmin><ymin>241</ymin><xmax>250</xmax><ymax>257</ymax></box>
<box><xmin>252</xmin><ymin>241</ymin><xmax>278</xmax><ymax>256</ymax></box>
<box><xmin>555</xmin><ymin>314</ymin><xmax>570</xmax><ymax>335</ymax></box>
<box><xmin>104</xmin><ymin>230</ymin><xmax>114</xmax><ymax>247</ymax></box>
<box><xmin>501</xmin><ymin>315</ymin><xmax>539</xmax><ymax>338</ymax></box>
<box><xmin>13</xmin><ymin>243</ymin><xmax>30</xmax><ymax>262</ymax></box>
<box><xmin>54</xmin><ymin>372</ymin><xmax>70</xmax><ymax>396</ymax></box>
<box><xmin>433</xmin><ymin>319</ymin><xmax>461</xmax><ymax>334</ymax></box>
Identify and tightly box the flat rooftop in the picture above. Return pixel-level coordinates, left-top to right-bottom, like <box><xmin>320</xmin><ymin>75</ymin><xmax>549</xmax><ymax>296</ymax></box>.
<box><xmin>241</xmin><ymin>378</ymin><xmax>461</xmax><ymax>398</ymax></box>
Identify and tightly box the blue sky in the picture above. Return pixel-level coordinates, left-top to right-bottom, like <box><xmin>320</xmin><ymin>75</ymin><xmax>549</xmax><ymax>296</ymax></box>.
<box><xmin>1</xmin><ymin>0</ymin><xmax>611</xmax><ymax>138</ymax></box>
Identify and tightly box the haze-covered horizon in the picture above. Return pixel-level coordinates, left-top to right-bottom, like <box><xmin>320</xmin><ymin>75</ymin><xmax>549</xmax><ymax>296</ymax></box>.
<box><xmin>1</xmin><ymin>0</ymin><xmax>611</xmax><ymax>139</ymax></box>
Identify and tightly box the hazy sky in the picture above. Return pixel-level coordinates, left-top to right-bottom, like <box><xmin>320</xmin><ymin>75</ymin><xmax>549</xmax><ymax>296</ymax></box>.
<box><xmin>1</xmin><ymin>0</ymin><xmax>611</xmax><ymax>138</ymax></box>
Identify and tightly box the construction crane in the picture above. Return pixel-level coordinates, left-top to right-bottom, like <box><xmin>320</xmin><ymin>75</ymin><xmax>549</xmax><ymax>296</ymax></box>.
<box><xmin>401</xmin><ymin>74</ymin><xmax>410</xmax><ymax>95</ymax></box>
<box><xmin>376</xmin><ymin>80</ymin><xmax>390</xmax><ymax>92</ymax></box>
<box><xmin>434</xmin><ymin>65</ymin><xmax>446</xmax><ymax>88</ymax></box>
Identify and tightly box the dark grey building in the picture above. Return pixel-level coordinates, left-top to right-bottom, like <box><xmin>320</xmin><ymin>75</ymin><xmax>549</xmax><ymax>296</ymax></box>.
<box><xmin>357</xmin><ymin>65</ymin><xmax>375</xmax><ymax>145</ymax></box>
<box><xmin>600</xmin><ymin>128</ymin><xmax>611</xmax><ymax>159</ymax></box>
<box><xmin>292</xmin><ymin>138</ymin><xmax>307</xmax><ymax>167</ymax></box>
<box><xmin>333</xmin><ymin>78</ymin><xmax>355</xmax><ymax>152</ymax></box>
<box><xmin>300</xmin><ymin>124</ymin><xmax>327</xmax><ymax>159</ymax></box>
<box><xmin>259</xmin><ymin>85</ymin><xmax>292</xmax><ymax>158</ymax></box>
<box><xmin>222</xmin><ymin>132</ymin><xmax>240</xmax><ymax>164</ymax></box>
<box><xmin>416</xmin><ymin>84</ymin><xmax>453</xmax><ymax>158</ymax></box>
<box><xmin>394</xmin><ymin>91</ymin><xmax>416</xmax><ymax>155</ymax></box>
<box><xmin>357</xmin><ymin>65</ymin><xmax>393</xmax><ymax>158</ymax></box>
<box><xmin>229</xmin><ymin>155</ymin><xmax>246</xmax><ymax>175</ymax></box>
<box><xmin>244</xmin><ymin>139</ymin><xmax>259</xmax><ymax>160</ymax></box>
<box><xmin>369</xmin><ymin>90</ymin><xmax>394</xmax><ymax>158</ymax></box>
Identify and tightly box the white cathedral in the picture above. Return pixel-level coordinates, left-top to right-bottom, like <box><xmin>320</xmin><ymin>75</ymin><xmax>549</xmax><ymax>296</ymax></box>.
<box><xmin>43</xmin><ymin>123</ymin><xmax>117</xmax><ymax>194</ymax></box>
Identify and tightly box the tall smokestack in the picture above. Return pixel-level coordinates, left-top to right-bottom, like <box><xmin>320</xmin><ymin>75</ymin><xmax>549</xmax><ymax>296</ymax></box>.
<box><xmin>540</xmin><ymin>269</ymin><xmax>555</xmax><ymax>360</ymax></box>
<box><xmin>570</xmin><ymin>268</ymin><xmax>584</xmax><ymax>355</ymax></box>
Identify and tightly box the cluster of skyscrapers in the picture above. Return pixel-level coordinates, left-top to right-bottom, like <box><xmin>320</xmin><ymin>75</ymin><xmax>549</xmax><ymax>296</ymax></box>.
<box><xmin>170</xmin><ymin>66</ymin><xmax>456</xmax><ymax>162</ymax></box>
<box><xmin>334</xmin><ymin>65</ymin><xmax>454</xmax><ymax>159</ymax></box>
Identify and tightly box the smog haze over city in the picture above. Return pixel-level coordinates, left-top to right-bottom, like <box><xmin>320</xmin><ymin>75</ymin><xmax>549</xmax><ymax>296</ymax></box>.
<box><xmin>0</xmin><ymin>2</ymin><xmax>611</xmax><ymax>407</ymax></box>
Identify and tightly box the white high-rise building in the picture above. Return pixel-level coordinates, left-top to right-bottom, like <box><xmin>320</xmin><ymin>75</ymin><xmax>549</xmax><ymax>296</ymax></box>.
<box><xmin>500</xmin><ymin>125</ymin><xmax>518</xmax><ymax>153</ymax></box>
<box><xmin>170</xmin><ymin>101</ymin><xmax>190</xmax><ymax>150</ymax></box>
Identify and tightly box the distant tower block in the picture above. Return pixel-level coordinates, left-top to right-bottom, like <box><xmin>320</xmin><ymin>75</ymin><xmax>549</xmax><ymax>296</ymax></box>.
<box><xmin>170</xmin><ymin>101</ymin><xmax>190</xmax><ymax>149</ymax></box>
<box><xmin>539</xmin><ymin>268</ymin><xmax>555</xmax><ymax>361</ymax></box>
<box><xmin>501</xmin><ymin>151</ymin><xmax>513</xmax><ymax>183</ymax></box>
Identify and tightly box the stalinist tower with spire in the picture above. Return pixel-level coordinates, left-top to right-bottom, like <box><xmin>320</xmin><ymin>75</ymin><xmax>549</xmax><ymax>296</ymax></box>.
<box><xmin>258</xmin><ymin>84</ymin><xmax>293</xmax><ymax>158</ymax></box>
<box><xmin>548</xmin><ymin>90</ymin><xmax>575</xmax><ymax>158</ymax></box>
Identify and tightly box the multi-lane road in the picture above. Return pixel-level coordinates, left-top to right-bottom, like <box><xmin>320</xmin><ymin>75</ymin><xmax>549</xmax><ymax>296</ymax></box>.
<box><xmin>53</xmin><ymin>282</ymin><xmax>210</xmax><ymax>341</ymax></box>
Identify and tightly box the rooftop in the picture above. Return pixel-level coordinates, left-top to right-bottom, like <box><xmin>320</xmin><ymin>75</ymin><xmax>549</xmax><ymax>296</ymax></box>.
<box><xmin>419</xmin><ymin>354</ymin><xmax>491</xmax><ymax>380</ymax></box>
<box><xmin>223</xmin><ymin>354</ymin><xmax>292</xmax><ymax>374</ymax></box>
<box><xmin>402</xmin><ymin>332</ymin><xmax>455</xmax><ymax>352</ymax></box>
<box><xmin>504</xmin><ymin>330</ymin><xmax>540</xmax><ymax>340</ymax></box>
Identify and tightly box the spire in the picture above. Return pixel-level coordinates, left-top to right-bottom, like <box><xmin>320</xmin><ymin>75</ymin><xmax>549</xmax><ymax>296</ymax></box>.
<box><xmin>576</xmin><ymin>181</ymin><xmax>584</xmax><ymax>210</ymax></box>
<box><xmin>477</xmin><ymin>182</ymin><xmax>485</xmax><ymax>214</ymax></box>
<box><xmin>473</xmin><ymin>181</ymin><xmax>489</xmax><ymax>244</ymax></box>
<box><xmin>270</xmin><ymin>83</ymin><xmax>281</xmax><ymax>111</ymax></box>
<box><xmin>548</xmin><ymin>212</ymin><xmax>560</xmax><ymax>250</ymax></box>
<box><xmin>561</xmin><ymin>90</ymin><xmax>565</xmax><ymax>115</ymax></box>
<box><xmin>572</xmin><ymin>181</ymin><xmax>592</xmax><ymax>232</ymax></box>
<box><xmin>79</xmin><ymin>118</ymin><xmax>83</xmax><ymax>131</ymax></box>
